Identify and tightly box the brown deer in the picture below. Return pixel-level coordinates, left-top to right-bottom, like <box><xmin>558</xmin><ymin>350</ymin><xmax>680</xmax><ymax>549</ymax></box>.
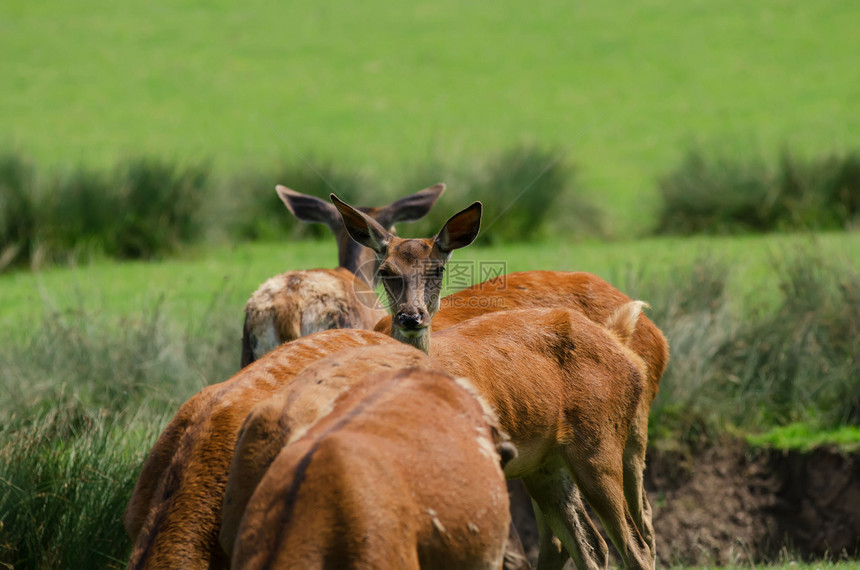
<box><xmin>332</xmin><ymin>195</ymin><xmax>663</xmax><ymax>569</ymax></box>
<box><xmin>374</xmin><ymin>270</ymin><xmax>670</xmax><ymax>562</ymax></box>
<box><xmin>123</xmin><ymin>199</ymin><xmax>505</xmax><ymax>569</ymax></box>
<box><xmin>124</xmin><ymin>329</ymin><xmax>399</xmax><ymax>570</ymax></box>
<box><xmin>221</xmin><ymin>344</ymin><xmax>515</xmax><ymax>569</ymax></box>
<box><xmin>241</xmin><ymin>183</ymin><xmax>445</xmax><ymax>367</ymax></box>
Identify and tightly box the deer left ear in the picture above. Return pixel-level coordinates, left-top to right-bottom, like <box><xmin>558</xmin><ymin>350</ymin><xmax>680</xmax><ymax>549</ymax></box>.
<box><xmin>276</xmin><ymin>185</ymin><xmax>341</xmax><ymax>231</ymax></box>
<box><xmin>435</xmin><ymin>202</ymin><xmax>482</xmax><ymax>254</ymax></box>
<box><xmin>330</xmin><ymin>194</ymin><xmax>393</xmax><ymax>253</ymax></box>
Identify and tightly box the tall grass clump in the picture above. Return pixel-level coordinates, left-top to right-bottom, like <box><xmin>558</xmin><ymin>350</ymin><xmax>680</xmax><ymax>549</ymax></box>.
<box><xmin>41</xmin><ymin>157</ymin><xmax>210</xmax><ymax>261</ymax></box>
<box><xmin>655</xmin><ymin>149</ymin><xmax>860</xmax><ymax>235</ymax></box>
<box><xmin>109</xmin><ymin>158</ymin><xmax>209</xmax><ymax>259</ymax></box>
<box><xmin>0</xmin><ymin>405</ymin><xmax>159</xmax><ymax>569</ymax></box>
<box><xmin>0</xmin><ymin>297</ymin><xmax>240</xmax><ymax>569</ymax></box>
<box><xmin>643</xmin><ymin>252</ymin><xmax>860</xmax><ymax>449</ymax></box>
<box><xmin>400</xmin><ymin>144</ymin><xmax>602</xmax><ymax>243</ymax></box>
<box><xmin>0</xmin><ymin>153</ymin><xmax>209</xmax><ymax>270</ymax></box>
<box><xmin>0</xmin><ymin>152</ymin><xmax>38</xmax><ymax>270</ymax></box>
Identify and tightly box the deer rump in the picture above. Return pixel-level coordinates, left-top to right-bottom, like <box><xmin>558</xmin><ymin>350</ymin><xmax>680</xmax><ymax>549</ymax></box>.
<box><xmin>226</xmin><ymin>348</ymin><xmax>512</xmax><ymax>570</ymax></box>
<box><xmin>123</xmin><ymin>329</ymin><xmax>400</xmax><ymax>570</ymax></box>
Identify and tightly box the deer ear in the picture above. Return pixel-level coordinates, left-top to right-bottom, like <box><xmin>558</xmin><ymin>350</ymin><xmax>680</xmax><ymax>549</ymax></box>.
<box><xmin>276</xmin><ymin>185</ymin><xmax>341</xmax><ymax>231</ymax></box>
<box><xmin>435</xmin><ymin>202</ymin><xmax>482</xmax><ymax>254</ymax></box>
<box><xmin>330</xmin><ymin>194</ymin><xmax>393</xmax><ymax>253</ymax></box>
<box><xmin>376</xmin><ymin>183</ymin><xmax>446</xmax><ymax>226</ymax></box>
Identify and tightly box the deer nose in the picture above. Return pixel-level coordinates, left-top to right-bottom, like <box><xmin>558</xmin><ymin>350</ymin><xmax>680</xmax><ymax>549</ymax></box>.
<box><xmin>397</xmin><ymin>312</ymin><xmax>424</xmax><ymax>330</ymax></box>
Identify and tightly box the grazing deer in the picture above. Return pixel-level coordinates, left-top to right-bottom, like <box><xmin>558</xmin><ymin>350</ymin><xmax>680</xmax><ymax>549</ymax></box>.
<box><xmin>332</xmin><ymin>195</ymin><xmax>661</xmax><ymax>569</ymax></box>
<box><xmin>124</xmin><ymin>329</ymin><xmax>399</xmax><ymax>570</ymax></box>
<box><xmin>241</xmin><ymin>183</ymin><xmax>445</xmax><ymax>367</ymax></box>
<box><xmin>222</xmin><ymin>344</ymin><xmax>515</xmax><ymax>569</ymax></box>
<box><xmin>374</xmin><ymin>270</ymin><xmax>670</xmax><ymax>561</ymax></box>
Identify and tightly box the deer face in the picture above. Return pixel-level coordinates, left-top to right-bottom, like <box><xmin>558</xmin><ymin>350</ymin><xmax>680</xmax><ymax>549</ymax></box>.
<box><xmin>331</xmin><ymin>193</ymin><xmax>482</xmax><ymax>352</ymax></box>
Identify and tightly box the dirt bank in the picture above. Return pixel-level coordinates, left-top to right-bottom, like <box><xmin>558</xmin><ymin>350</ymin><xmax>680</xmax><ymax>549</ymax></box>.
<box><xmin>510</xmin><ymin>443</ymin><xmax>860</xmax><ymax>566</ymax></box>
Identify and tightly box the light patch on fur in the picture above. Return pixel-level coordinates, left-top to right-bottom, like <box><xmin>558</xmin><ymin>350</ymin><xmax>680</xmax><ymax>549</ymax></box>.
<box><xmin>467</xmin><ymin>522</ymin><xmax>480</xmax><ymax>534</ymax></box>
<box><xmin>427</xmin><ymin>508</ymin><xmax>447</xmax><ymax>535</ymax></box>
<box><xmin>476</xmin><ymin>435</ymin><xmax>497</xmax><ymax>461</ymax></box>
<box><xmin>246</xmin><ymin>274</ymin><xmax>290</xmax><ymax>312</ymax></box>
<box><xmin>502</xmin><ymin>438</ymin><xmax>550</xmax><ymax>479</ymax></box>
<box><xmin>284</xmin><ymin>396</ymin><xmax>339</xmax><ymax>447</ymax></box>
<box><xmin>453</xmin><ymin>377</ymin><xmax>503</xmax><ymax>431</ymax></box>
<box><xmin>604</xmin><ymin>300</ymin><xmax>649</xmax><ymax>345</ymax></box>
<box><xmin>297</xmin><ymin>273</ymin><xmax>351</xmax><ymax>336</ymax></box>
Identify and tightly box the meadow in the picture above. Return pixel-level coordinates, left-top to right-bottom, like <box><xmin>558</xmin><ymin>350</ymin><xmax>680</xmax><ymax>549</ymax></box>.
<box><xmin>2</xmin><ymin>0</ymin><xmax>859</xmax><ymax>566</ymax></box>
<box><xmin>2</xmin><ymin>232</ymin><xmax>858</xmax><ymax>567</ymax></box>
<box><xmin>3</xmin><ymin>0</ymin><xmax>860</xmax><ymax>234</ymax></box>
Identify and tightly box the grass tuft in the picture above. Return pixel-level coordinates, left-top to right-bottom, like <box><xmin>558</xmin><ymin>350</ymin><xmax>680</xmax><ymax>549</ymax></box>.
<box><xmin>655</xmin><ymin>149</ymin><xmax>860</xmax><ymax>235</ymax></box>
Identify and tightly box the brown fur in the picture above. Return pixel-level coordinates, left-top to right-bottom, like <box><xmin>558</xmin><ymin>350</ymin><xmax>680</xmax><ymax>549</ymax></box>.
<box><xmin>333</xmin><ymin>197</ymin><xmax>663</xmax><ymax>569</ymax></box>
<box><xmin>123</xmin><ymin>329</ymin><xmax>397</xmax><ymax>569</ymax></box>
<box><xmin>224</xmin><ymin>348</ymin><xmax>513</xmax><ymax>569</ymax></box>
<box><xmin>124</xmin><ymin>308</ymin><xmax>649</xmax><ymax>569</ymax></box>
<box><xmin>242</xmin><ymin>267</ymin><xmax>383</xmax><ymax>366</ymax></box>
<box><xmin>429</xmin><ymin>307</ymin><xmax>653</xmax><ymax>570</ymax></box>
<box><xmin>220</xmin><ymin>344</ymin><xmax>447</xmax><ymax>554</ymax></box>
<box><xmin>375</xmin><ymin>270</ymin><xmax>670</xmax><ymax>562</ymax></box>
<box><xmin>240</xmin><ymin>184</ymin><xmax>445</xmax><ymax>367</ymax></box>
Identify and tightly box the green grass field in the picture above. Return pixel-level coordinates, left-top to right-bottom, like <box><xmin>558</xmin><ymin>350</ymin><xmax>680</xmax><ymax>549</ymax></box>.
<box><xmin>2</xmin><ymin>231</ymin><xmax>857</xmax><ymax>337</ymax></box>
<box><xmin>2</xmin><ymin>0</ymin><xmax>859</xmax><ymax>566</ymax></box>
<box><xmin>3</xmin><ymin>0</ymin><xmax>859</xmax><ymax>233</ymax></box>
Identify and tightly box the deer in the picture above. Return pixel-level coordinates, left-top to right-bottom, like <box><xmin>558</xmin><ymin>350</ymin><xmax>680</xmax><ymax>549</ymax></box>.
<box><xmin>221</xmin><ymin>344</ymin><xmax>516</xmax><ymax>569</ymax></box>
<box><xmin>123</xmin><ymin>200</ymin><xmax>501</xmax><ymax>569</ymax></box>
<box><xmin>332</xmin><ymin>194</ymin><xmax>664</xmax><ymax>569</ymax></box>
<box><xmin>240</xmin><ymin>183</ymin><xmax>445</xmax><ymax>367</ymax></box>
<box><xmin>373</xmin><ymin>270</ymin><xmax>670</xmax><ymax>562</ymax></box>
<box><xmin>124</xmin><ymin>329</ymin><xmax>399</xmax><ymax>570</ymax></box>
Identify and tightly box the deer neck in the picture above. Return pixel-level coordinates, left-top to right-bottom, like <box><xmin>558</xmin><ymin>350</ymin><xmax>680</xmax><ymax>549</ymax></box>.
<box><xmin>339</xmin><ymin>240</ymin><xmax>378</xmax><ymax>287</ymax></box>
<box><xmin>392</xmin><ymin>327</ymin><xmax>432</xmax><ymax>355</ymax></box>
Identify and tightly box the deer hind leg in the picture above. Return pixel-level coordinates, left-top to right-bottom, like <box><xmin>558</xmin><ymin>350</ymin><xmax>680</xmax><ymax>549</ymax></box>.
<box><xmin>623</xmin><ymin>411</ymin><xmax>656</xmax><ymax>565</ymax></box>
<box><xmin>521</xmin><ymin>456</ymin><xmax>608</xmax><ymax>570</ymax></box>
<box><xmin>531</xmin><ymin>500</ymin><xmax>569</xmax><ymax>570</ymax></box>
<box><xmin>564</xmin><ymin>445</ymin><xmax>652</xmax><ymax>570</ymax></box>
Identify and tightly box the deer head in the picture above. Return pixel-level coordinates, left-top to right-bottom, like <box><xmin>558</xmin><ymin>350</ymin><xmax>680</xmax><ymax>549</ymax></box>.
<box><xmin>331</xmin><ymin>193</ymin><xmax>482</xmax><ymax>353</ymax></box>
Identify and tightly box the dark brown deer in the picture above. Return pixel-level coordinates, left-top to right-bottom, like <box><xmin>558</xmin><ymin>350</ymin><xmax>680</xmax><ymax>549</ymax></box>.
<box><xmin>241</xmin><ymin>184</ymin><xmax>444</xmax><ymax>367</ymax></box>
<box><xmin>222</xmin><ymin>344</ymin><xmax>515</xmax><ymax>569</ymax></box>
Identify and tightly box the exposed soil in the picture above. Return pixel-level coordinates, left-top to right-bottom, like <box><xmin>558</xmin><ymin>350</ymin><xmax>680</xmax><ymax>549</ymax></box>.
<box><xmin>509</xmin><ymin>443</ymin><xmax>860</xmax><ymax>567</ymax></box>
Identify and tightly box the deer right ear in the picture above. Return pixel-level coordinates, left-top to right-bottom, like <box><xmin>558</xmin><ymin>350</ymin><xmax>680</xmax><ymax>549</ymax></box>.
<box><xmin>376</xmin><ymin>183</ymin><xmax>446</xmax><ymax>226</ymax></box>
<box><xmin>276</xmin><ymin>185</ymin><xmax>341</xmax><ymax>231</ymax></box>
<box><xmin>330</xmin><ymin>194</ymin><xmax>393</xmax><ymax>253</ymax></box>
<box><xmin>435</xmin><ymin>202</ymin><xmax>482</xmax><ymax>254</ymax></box>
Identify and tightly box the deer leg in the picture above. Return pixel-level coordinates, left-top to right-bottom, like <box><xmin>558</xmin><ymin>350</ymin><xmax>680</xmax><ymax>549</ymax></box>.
<box><xmin>530</xmin><ymin>500</ymin><xmax>569</xmax><ymax>570</ymax></box>
<box><xmin>521</xmin><ymin>457</ymin><xmax>608</xmax><ymax>570</ymax></box>
<box><xmin>503</xmin><ymin>519</ymin><xmax>533</xmax><ymax>570</ymax></box>
<box><xmin>623</xmin><ymin>408</ymin><xmax>656</xmax><ymax>565</ymax></box>
<box><xmin>564</xmin><ymin>446</ymin><xmax>652</xmax><ymax>570</ymax></box>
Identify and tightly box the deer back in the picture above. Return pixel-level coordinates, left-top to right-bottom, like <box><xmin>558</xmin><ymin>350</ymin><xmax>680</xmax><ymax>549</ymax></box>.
<box><xmin>232</xmin><ymin>367</ymin><xmax>511</xmax><ymax>570</ymax></box>
<box><xmin>428</xmin><ymin>307</ymin><xmax>647</xmax><ymax>476</ymax></box>
<box><xmin>375</xmin><ymin>270</ymin><xmax>669</xmax><ymax>402</ymax></box>
<box><xmin>220</xmin><ymin>343</ymin><xmax>446</xmax><ymax>555</ymax></box>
